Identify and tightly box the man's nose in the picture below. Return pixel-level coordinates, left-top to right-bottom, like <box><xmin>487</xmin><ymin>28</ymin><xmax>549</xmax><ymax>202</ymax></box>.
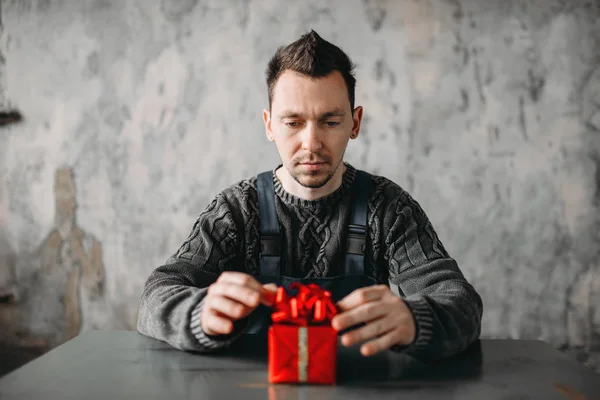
<box><xmin>301</xmin><ymin>123</ymin><xmax>323</xmax><ymax>152</ymax></box>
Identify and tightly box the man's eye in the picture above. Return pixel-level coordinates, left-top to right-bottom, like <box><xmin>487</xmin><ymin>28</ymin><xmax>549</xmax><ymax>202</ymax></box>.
<box><xmin>325</xmin><ymin>121</ymin><xmax>340</xmax><ymax>127</ymax></box>
<box><xmin>285</xmin><ymin>122</ymin><xmax>299</xmax><ymax>127</ymax></box>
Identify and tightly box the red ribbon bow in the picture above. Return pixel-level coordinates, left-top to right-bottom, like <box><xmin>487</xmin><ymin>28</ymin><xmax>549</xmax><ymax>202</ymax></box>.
<box><xmin>270</xmin><ymin>283</ymin><xmax>338</xmax><ymax>326</ymax></box>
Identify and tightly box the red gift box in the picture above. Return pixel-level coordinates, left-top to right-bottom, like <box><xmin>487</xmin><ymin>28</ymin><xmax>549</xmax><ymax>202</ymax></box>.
<box><xmin>268</xmin><ymin>283</ymin><xmax>338</xmax><ymax>385</ymax></box>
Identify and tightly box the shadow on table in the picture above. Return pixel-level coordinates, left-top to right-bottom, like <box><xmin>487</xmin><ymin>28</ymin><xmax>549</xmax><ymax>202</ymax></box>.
<box><xmin>0</xmin><ymin>345</ymin><xmax>45</xmax><ymax>378</ymax></box>
<box><xmin>338</xmin><ymin>340</ymin><xmax>483</xmax><ymax>387</ymax></box>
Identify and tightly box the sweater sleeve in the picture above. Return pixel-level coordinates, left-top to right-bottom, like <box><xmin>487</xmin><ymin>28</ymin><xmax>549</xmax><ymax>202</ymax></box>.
<box><xmin>136</xmin><ymin>194</ymin><xmax>248</xmax><ymax>352</ymax></box>
<box><xmin>384</xmin><ymin>191</ymin><xmax>483</xmax><ymax>361</ymax></box>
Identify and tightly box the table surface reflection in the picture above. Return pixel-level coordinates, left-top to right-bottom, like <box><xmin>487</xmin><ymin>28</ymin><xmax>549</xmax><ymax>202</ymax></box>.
<box><xmin>0</xmin><ymin>330</ymin><xmax>598</xmax><ymax>399</ymax></box>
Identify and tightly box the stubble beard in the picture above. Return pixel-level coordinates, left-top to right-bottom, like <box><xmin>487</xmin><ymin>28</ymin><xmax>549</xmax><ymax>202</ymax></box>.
<box><xmin>289</xmin><ymin>157</ymin><xmax>344</xmax><ymax>189</ymax></box>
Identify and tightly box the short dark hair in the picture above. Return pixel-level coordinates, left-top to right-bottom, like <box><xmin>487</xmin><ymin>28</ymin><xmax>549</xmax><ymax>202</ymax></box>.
<box><xmin>266</xmin><ymin>30</ymin><xmax>357</xmax><ymax>111</ymax></box>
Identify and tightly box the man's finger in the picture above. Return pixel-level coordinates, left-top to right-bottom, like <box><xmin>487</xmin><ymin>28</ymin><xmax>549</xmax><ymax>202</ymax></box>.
<box><xmin>336</xmin><ymin>285</ymin><xmax>388</xmax><ymax>311</ymax></box>
<box><xmin>360</xmin><ymin>327</ymin><xmax>412</xmax><ymax>357</ymax></box>
<box><xmin>332</xmin><ymin>301</ymin><xmax>389</xmax><ymax>332</ymax></box>
<box><xmin>339</xmin><ymin>315</ymin><xmax>396</xmax><ymax>347</ymax></box>
<box><xmin>217</xmin><ymin>272</ymin><xmax>263</xmax><ymax>292</ymax></box>
<box><xmin>261</xmin><ymin>284</ymin><xmax>278</xmax><ymax>306</ymax></box>
<box><xmin>262</xmin><ymin>283</ymin><xmax>278</xmax><ymax>291</ymax></box>
<box><xmin>206</xmin><ymin>295</ymin><xmax>252</xmax><ymax>320</ymax></box>
<box><xmin>208</xmin><ymin>283</ymin><xmax>261</xmax><ymax>308</ymax></box>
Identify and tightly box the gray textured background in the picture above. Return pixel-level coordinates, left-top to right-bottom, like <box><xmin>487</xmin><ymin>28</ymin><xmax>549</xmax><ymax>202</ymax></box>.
<box><xmin>0</xmin><ymin>0</ymin><xmax>599</xmax><ymax>374</ymax></box>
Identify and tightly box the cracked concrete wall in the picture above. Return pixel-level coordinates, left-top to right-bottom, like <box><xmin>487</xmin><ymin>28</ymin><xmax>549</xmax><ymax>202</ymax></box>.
<box><xmin>0</xmin><ymin>0</ymin><xmax>599</xmax><ymax>372</ymax></box>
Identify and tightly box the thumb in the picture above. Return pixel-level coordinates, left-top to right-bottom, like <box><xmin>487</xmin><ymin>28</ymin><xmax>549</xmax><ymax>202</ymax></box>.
<box><xmin>262</xmin><ymin>283</ymin><xmax>277</xmax><ymax>292</ymax></box>
<box><xmin>261</xmin><ymin>283</ymin><xmax>278</xmax><ymax>306</ymax></box>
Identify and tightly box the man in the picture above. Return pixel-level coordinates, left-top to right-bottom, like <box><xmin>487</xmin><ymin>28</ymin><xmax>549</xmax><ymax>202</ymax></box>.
<box><xmin>137</xmin><ymin>30</ymin><xmax>483</xmax><ymax>361</ymax></box>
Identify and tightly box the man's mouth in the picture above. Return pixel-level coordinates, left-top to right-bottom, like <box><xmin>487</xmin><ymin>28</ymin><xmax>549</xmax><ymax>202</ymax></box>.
<box><xmin>298</xmin><ymin>158</ymin><xmax>328</xmax><ymax>165</ymax></box>
<box><xmin>298</xmin><ymin>161</ymin><xmax>328</xmax><ymax>171</ymax></box>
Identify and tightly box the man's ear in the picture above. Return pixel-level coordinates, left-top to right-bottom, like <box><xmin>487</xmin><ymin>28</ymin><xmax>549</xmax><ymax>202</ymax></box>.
<box><xmin>263</xmin><ymin>109</ymin><xmax>274</xmax><ymax>142</ymax></box>
<box><xmin>350</xmin><ymin>106</ymin><xmax>363</xmax><ymax>139</ymax></box>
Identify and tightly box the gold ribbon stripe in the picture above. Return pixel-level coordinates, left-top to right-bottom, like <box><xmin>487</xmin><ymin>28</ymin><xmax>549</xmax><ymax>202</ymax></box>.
<box><xmin>298</xmin><ymin>327</ymin><xmax>308</xmax><ymax>382</ymax></box>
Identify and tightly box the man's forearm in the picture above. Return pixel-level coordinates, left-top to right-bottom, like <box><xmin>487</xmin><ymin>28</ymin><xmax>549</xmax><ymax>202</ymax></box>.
<box><xmin>137</xmin><ymin>262</ymin><xmax>245</xmax><ymax>352</ymax></box>
<box><xmin>391</xmin><ymin>259</ymin><xmax>483</xmax><ymax>361</ymax></box>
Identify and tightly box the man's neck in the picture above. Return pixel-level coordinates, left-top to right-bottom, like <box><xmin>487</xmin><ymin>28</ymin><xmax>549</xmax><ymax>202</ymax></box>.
<box><xmin>275</xmin><ymin>163</ymin><xmax>347</xmax><ymax>201</ymax></box>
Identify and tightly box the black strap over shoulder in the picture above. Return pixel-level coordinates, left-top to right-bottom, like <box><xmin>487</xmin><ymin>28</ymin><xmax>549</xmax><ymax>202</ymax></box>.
<box><xmin>344</xmin><ymin>170</ymin><xmax>374</xmax><ymax>275</ymax></box>
<box><xmin>257</xmin><ymin>171</ymin><xmax>281</xmax><ymax>277</ymax></box>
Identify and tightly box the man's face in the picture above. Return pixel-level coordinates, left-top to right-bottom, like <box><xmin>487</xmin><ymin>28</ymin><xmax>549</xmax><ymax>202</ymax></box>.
<box><xmin>263</xmin><ymin>70</ymin><xmax>362</xmax><ymax>189</ymax></box>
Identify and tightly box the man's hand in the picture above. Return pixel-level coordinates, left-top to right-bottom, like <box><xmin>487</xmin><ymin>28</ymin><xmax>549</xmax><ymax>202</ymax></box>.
<box><xmin>331</xmin><ymin>285</ymin><xmax>416</xmax><ymax>357</ymax></box>
<box><xmin>201</xmin><ymin>272</ymin><xmax>277</xmax><ymax>336</ymax></box>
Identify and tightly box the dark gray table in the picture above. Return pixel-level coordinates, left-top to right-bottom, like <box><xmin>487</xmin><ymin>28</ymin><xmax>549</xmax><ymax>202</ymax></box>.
<box><xmin>0</xmin><ymin>330</ymin><xmax>598</xmax><ymax>399</ymax></box>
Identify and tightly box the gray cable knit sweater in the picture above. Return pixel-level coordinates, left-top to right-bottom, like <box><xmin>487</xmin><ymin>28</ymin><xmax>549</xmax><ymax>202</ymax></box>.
<box><xmin>137</xmin><ymin>164</ymin><xmax>483</xmax><ymax>361</ymax></box>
